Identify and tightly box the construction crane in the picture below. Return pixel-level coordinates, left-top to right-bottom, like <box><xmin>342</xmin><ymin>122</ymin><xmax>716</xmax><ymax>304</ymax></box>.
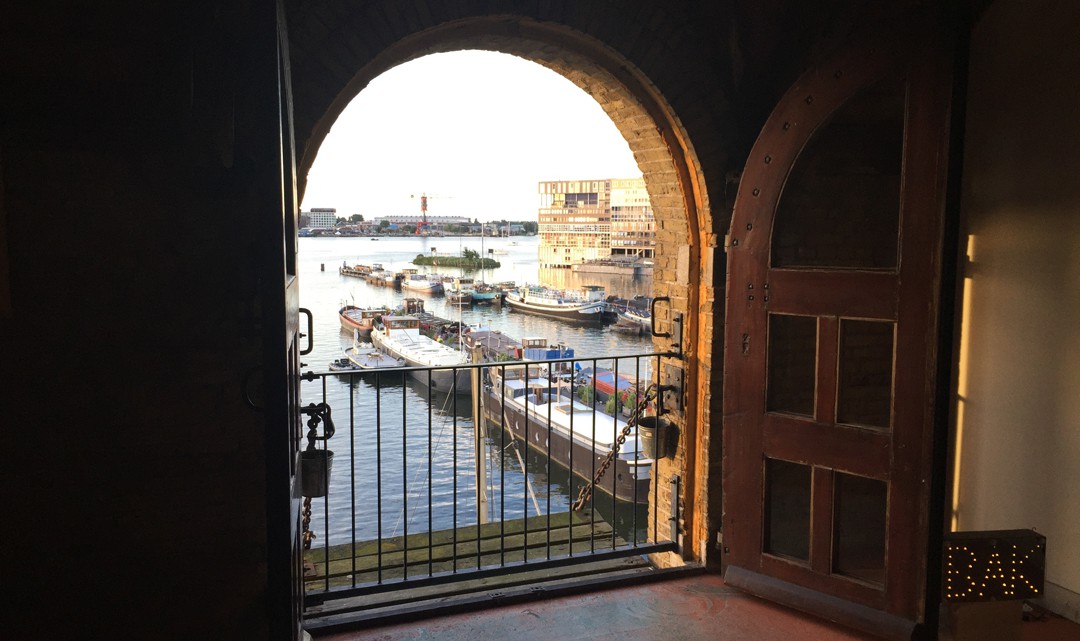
<box><xmin>409</xmin><ymin>193</ymin><xmax>451</xmax><ymax>235</ymax></box>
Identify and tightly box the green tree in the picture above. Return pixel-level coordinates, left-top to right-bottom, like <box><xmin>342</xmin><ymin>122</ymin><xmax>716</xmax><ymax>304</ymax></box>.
<box><xmin>379</xmin><ymin>220</ymin><xmax>389</xmax><ymax>230</ymax></box>
<box><xmin>578</xmin><ymin>386</ymin><xmax>594</xmax><ymax>405</ymax></box>
<box><xmin>522</xmin><ymin>221</ymin><xmax>538</xmax><ymax>234</ymax></box>
<box><xmin>349</xmin><ymin>214</ymin><xmax>362</xmax><ymax>223</ymax></box>
<box><xmin>462</xmin><ymin>248</ymin><xmax>479</xmax><ymax>261</ymax></box>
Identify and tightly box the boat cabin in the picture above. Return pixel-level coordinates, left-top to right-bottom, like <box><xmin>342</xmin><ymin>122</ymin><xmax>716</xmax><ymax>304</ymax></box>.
<box><xmin>379</xmin><ymin>315</ymin><xmax>421</xmax><ymax>333</ymax></box>
<box><xmin>401</xmin><ymin>298</ymin><xmax>425</xmax><ymax>315</ymax></box>
<box><xmin>579</xmin><ymin>285</ymin><xmax>606</xmax><ymax>302</ymax></box>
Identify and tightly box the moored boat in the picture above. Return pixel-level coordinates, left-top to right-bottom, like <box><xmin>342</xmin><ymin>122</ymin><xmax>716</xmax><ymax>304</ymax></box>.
<box><xmin>446</xmin><ymin>277</ymin><xmax>476</xmax><ymax>306</ymax></box>
<box><xmin>345</xmin><ymin>345</ymin><xmax>406</xmax><ymax>371</ymax></box>
<box><xmin>371</xmin><ymin>315</ymin><xmax>471</xmax><ymax>394</ymax></box>
<box><xmin>504</xmin><ymin>285</ymin><xmax>605</xmax><ymax>323</ymax></box>
<box><xmin>482</xmin><ymin>365</ymin><xmax>652</xmax><ymax>503</ymax></box>
<box><xmin>401</xmin><ymin>271</ymin><xmax>445</xmax><ymax>294</ymax></box>
<box><xmin>470</xmin><ymin>282</ymin><xmax>500</xmax><ymax>304</ymax></box>
<box><xmin>338</xmin><ymin>304</ymin><xmax>386</xmax><ymax>338</ymax></box>
<box><xmin>615</xmin><ymin>307</ymin><xmax>651</xmax><ymax>334</ymax></box>
<box><xmin>328</xmin><ymin>356</ymin><xmax>362</xmax><ymax>373</ymax></box>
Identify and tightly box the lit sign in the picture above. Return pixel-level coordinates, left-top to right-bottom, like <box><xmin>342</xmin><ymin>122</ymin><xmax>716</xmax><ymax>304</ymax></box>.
<box><xmin>943</xmin><ymin>529</ymin><xmax>1046</xmax><ymax>602</ymax></box>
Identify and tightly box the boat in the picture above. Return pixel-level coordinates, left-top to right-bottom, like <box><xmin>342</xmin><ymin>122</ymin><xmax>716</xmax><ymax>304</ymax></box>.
<box><xmin>615</xmin><ymin>307</ymin><xmax>651</xmax><ymax>334</ymax></box>
<box><xmin>401</xmin><ymin>271</ymin><xmax>445</xmax><ymax>294</ymax></box>
<box><xmin>482</xmin><ymin>365</ymin><xmax>652</xmax><ymax>503</ymax></box>
<box><xmin>328</xmin><ymin>357</ymin><xmax>362</xmax><ymax>373</ymax></box>
<box><xmin>345</xmin><ymin>345</ymin><xmax>405</xmax><ymax>371</ymax></box>
<box><xmin>470</xmin><ymin>282</ymin><xmax>500</xmax><ymax>304</ymax></box>
<box><xmin>338</xmin><ymin>304</ymin><xmax>386</xmax><ymax>338</ymax></box>
<box><xmin>446</xmin><ymin>277</ymin><xmax>476</xmax><ymax>306</ymax></box>
<box><xmin>370</xmin><ymin>315</ymin><xmax>471</xmax><ymax>394</ymax></box>
<box><xmin>503</xmin><ymin>285</ymin><xmax>606</xmax><ymax>323</ymax></box>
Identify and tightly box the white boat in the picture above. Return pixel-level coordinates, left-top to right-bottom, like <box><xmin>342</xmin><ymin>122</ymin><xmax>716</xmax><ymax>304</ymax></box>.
<box><xmin>345</xmin><ymin>347</ymin><xmax>405</xmax><ymax>371</ymax></box>
<box><xmin>483</xmin><ymin>365</ymin><xmax>651</xmax><ymax>502</ymax></box>
<box><xmin>371</xmin><ymin>315</ymin><xmax>471</xmax><ymax>394</ymax></box>
<box><xmin>328</xmin><ymin>356</ymin><xmax>362</xmax><ymax>373</ymax></box>
<box><xmin>401</xmin><ymin>271</ymin><xmax>445</xmax><ymax>294</ymax></box>
<box><xmin>504</xmin><ymin>285</ymin><xmax>605</xmax><ymax>323</ymax></box>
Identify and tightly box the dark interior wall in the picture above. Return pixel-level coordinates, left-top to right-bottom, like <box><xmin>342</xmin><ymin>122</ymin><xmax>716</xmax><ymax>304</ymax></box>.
<box><xmin>1</xmin><ymin>1</ymin><xmax>927</xmax><ymax>638</ymax></box>
<box><xmin>2</xmin><ymin>3</ymin><xmax>276</xmax><ymax>639</ymax></box>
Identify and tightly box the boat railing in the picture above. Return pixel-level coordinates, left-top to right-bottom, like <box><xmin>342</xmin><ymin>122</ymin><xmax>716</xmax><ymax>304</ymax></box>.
<box><xmin>299</xmin><ymin>349</ymin><xmax>680</xmax><ymax>610</ymax></box>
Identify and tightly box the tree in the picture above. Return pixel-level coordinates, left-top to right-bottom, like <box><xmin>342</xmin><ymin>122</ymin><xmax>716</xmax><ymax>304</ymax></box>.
<box><xmin>462</xmin><ymin>248</ymin><xmax>479</xmax><ymax>260</ymax></box>
<box><xmin>522</xmin><ymin>221</ymin><xmax>538</xmax><ymax>234</ymax></box>
<box><xmin>379</xmin><ymin>220</ymin><xmax>389</xmax><ymax>229</ymax></box>
<box><xmin>349</xmin><ymin>214</ymin><xmax>362</xmax><ymax>223</ymax></box>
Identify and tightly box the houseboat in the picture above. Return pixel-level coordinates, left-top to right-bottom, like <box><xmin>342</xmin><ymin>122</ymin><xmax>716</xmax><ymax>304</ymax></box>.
<box><xmin>401</xmin><ymin>271</ymin><xmax>445</xmax><ymax>294</ymax></box>
<box><xmin>503</xmin><ymin>285</ymin><xmax>606</xmax><ymax>323</ymax></box>
<box><xmin>482</xmin><ymin>365</ymin><xmax>652</xmax><ymax>503</ymax></box>
<box><xmin>371</xmin><ymin>315</ymin><xmax>471</xmax><ymax>394</ymax></box>
<box><xmin>338</xmin><ymin>304</ymin><xmax>385</xmax><ymax>339</ymax></box>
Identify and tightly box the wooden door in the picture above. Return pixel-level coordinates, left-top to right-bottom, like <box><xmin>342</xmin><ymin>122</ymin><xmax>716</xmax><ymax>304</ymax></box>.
<box><xmin>263</xmin><ymin>1</ymin><xmax>304</xmax><ymax>638</ymax></box>
<box><xmin>722</xmin><ymin>21</ymin><xmax>953</xmax><ymax>639</ymax></box>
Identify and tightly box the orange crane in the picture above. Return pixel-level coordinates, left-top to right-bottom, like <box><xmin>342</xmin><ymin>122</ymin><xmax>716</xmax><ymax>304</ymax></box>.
<box><xmin>409</xmin><ymin>193</ymin><xmax>451</xmax><ymax>235</ymax></box>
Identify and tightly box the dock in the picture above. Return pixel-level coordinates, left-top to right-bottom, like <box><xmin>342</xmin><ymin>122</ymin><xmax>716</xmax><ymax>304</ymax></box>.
<box><xmin>303</xmin><ymin>509</ymin><xmax>627</xmax><ymax>592</ymax></box>
<box><xmin>339</xmin><ymin>263</ymin><xmax>371</xmax><ymax>279</ymax></box>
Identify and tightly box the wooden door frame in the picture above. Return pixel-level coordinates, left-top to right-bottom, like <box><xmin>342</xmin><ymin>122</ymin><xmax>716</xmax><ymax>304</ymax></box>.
<box><xmin>721</xmin><ymin>15</ymin><xmax>958</xmax><ymax>640</ymax></box>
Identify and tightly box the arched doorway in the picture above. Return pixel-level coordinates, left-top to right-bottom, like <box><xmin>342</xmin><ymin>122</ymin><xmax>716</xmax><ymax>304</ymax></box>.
<box><xmin>280</xmin><ymin>8</ymin><xmax>722</xmax><ymax>628</ymax></box>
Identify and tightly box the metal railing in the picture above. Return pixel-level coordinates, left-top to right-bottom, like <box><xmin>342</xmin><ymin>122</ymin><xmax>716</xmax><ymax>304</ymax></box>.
<box><xmin>298</xmin><ymin>351</ymin><xmax>680</xmax><ymax>607</ymax></box>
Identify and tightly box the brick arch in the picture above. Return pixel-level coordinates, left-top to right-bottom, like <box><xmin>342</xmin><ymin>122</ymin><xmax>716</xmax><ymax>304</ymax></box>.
<box><xmin>286</xmin><ymin>6</ymin><xmax>734</xmax><ymax>564</ymax></box>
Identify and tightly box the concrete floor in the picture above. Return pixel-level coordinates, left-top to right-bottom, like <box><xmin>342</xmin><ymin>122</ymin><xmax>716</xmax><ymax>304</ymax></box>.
<box><xmin>311</xmin><ymin>573</ymin><xmax>1080</xmax><ymax>641</ymax></box>
<box><xmin>312</xmin><ymin>573</ymin><xmax>879</xmax><ymax>641</ymax></box>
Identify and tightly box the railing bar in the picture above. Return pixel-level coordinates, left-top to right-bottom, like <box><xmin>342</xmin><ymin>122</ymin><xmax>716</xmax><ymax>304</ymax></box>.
<box><xmin>611</xmin><ymin>356</ymin><xmax>621</xmax><ymax>550</ymax></box>
<box><xmin>590</xmin><ymin>356</ymin><xmax>598</xmax><ymax>555</ymax></box>
<box><xmin>452</xmin><ymin>364</ymin><xmax>459</xmax><ymax>574</ymax></box>
<box><xmin>400</xmin><ymin>375</ymin><xmax>409</xmax><ymax>580</ymax></box>
<box><xmin>522</xmin><ymin>362</ymin><xmax>529</xmax><ymax>560</ymax></box>
<box><xmin>499</xmin><ymin>362</ymin><xmax>506</xmax><ymax>568</ymax></box>
<box><xmin>428</xmin><ymin>369</ymin><xmax>435</xmax><ymax>578</ymax></box>
<box><xmin>567</xmin><ymin>361</ymin><xmax>575</xmax><ymax>558</ymax></box>
<box><xmin>321</xmin><ymin>378</ymin><xmax>330</xmax><ymax>594</ymax></box>
<box><xmin>546</xmin><ymin>365</ymin><xmax>553</xmax><ymax>561</ymax></box>
<box><xmin>349</xmin><ymin>378</ymin><xmax>357</xmax><ymax>586</ymax></box>
<box><xmin>376</xmin><ymin>373</ymin><xmax>383</xmax><ymax>584</ymax></box>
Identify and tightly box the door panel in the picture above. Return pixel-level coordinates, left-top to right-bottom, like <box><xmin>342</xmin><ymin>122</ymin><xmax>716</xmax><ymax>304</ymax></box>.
<box><xmin>723</xmin><ymin>19</ymin><xmax>952</xmax><ymax>638</ymax></box>
<box><xmin>264</xmin><ymin>0</ymin><xmax>303</xmax><ymax>638</ymax></box>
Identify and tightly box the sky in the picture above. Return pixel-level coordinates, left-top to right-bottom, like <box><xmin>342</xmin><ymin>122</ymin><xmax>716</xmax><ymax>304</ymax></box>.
<box><xmin>299</xmin><ymin>51</ymin><xmax>642</xmax><ymax>222</ymax></box>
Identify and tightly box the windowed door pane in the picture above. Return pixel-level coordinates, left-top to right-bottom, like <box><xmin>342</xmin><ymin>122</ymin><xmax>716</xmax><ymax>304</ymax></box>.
<box><xmin>833</xmin><ymin>472</ymin><xmax>888</xmax><ymax>584</ymax></box>
<box><xmin>837</xmin><ymin>319</ymin><xmax>894</xmax><ymax>429</ymax></box>
<box><xmin>767</xmin><ymin>314</ymin><xmax>817</xmax><ymax>417</ymax></box>
<box><xmin>764</xmin><ymin>459</ymin><xmax>812</xmax><ymax>561</ymax></box>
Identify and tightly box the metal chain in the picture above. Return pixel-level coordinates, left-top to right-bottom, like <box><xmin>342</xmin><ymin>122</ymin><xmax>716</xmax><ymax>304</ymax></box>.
<box><xmin>302</xmin><ymin>496</ymin><xmax>315</xmax><ymax>549</ymax></box>
<box><xmin>572</xmin><ymin>384</ymin><xmax>657</xmax><ymax>511</ymax></box>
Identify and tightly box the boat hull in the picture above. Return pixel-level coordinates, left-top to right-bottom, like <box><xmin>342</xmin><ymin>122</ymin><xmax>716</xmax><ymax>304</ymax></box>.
<box><xmin>504</xmin><ymin>297</ymin><xmax>605</xmax><ymax>324</ymax></box>
<box><xmin>482</xmin><ymin>388</ymin><xmax>651</xmax><ymax>503</ymax></box>
<box><xmin>339</xmin><ymin>306</ymin><xmax>375</xmax><ymax>338</ymax></box>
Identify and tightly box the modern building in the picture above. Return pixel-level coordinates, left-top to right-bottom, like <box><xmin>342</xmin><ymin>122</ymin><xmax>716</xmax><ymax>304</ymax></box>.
<box><xmin>373</xmin><ymin>215</ymin><xmax>473</xmax><ymax>227</ymax></box>
<box><xmin>304</xmin><ymin>207</ymin><xmax>338</xmax><ymax>229</ymax></box>
<box><xmin>609</xmin><ymin>178</ymin><xmax>655</xmax><ymax>259</ymax></box>
<box><xmin>538</xmin><ymin>178</ymin><xmax>655</xmax><ymax>268</ymax></box>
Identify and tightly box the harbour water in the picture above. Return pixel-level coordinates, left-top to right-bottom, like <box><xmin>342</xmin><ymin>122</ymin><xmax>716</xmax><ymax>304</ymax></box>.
<box><xmin>299</xmin><ymin>235</ymin><xmax>658</xmax><ymax>548</ymax></box>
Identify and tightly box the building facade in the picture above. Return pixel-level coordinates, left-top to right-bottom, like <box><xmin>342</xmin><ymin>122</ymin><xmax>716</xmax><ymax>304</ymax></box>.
<box><xmin>609</xmin><ymin>178</ymin><xmax>655</xmax><ymax>259</ymax></box>
<box><xmin>538</xmin><ymin>178</ymin><xmax>654</xmax><ymax>268</ymax></box>
<box><xmin>305</xmin><ymin>207</ymin><xmax>338</xmax><ymax>229</ymax></box>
